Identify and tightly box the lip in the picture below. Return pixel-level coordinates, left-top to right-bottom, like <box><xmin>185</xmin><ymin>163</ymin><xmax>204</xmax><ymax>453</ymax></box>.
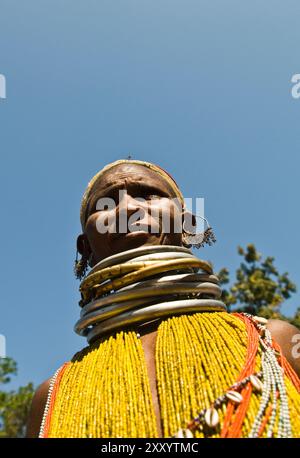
<box><xmin>109</xmin><ymin>228</ymin><xmax>151</xmax><ymax>241</ymax></box>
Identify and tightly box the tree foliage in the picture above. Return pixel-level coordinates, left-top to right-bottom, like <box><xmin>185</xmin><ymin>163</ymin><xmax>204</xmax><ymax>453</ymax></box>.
<box><xmin>218</xmin><ymin>244</ymin><xmax>299</xmax><ymax>326</ymax></box>
<box><xmin>0</xmin><ymin>357</ymin><xmax>34</xmax><ymax>438</ymax></box>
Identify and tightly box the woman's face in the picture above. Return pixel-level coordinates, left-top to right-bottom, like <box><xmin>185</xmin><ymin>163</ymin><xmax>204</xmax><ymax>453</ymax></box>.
<box><xmin>80</xmin><ymin>163</ymin><xmax>184</xmax><ymax>264</ymax></box>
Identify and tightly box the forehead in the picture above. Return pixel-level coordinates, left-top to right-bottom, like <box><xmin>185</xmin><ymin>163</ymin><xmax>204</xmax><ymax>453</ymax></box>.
<box><xmin>92</xmin><ymin>163</ymin><xmax>176</xmax><ymax>194</ymax></box>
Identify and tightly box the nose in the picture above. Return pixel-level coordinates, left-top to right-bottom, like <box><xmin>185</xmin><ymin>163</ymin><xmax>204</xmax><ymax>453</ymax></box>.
<box><xmin>115</xmin><ymin>192</ymin><xmax>146</xmax><ymax>234</ymax></box>
<box><xmin>117</xmin><ymin>191</ymin><xmax>145</xmax><ymax>219</ymax></box>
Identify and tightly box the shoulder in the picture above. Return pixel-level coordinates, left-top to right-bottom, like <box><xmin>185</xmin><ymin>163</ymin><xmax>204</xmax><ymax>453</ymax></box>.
<box><xmin>26</xmin><ymin>378</ymin><xmax>51</xmax><ymax>438</ymax></box>
<box><xmin>266</xmin><ymin>318</ymin><xmax>300</xmax><ymax>378</ymax></box>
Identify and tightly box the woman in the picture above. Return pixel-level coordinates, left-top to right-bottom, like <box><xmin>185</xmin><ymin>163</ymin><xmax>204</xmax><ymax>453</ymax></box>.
<box><xmin>26</xmin><ymin>159</ymin><xmax>300</xmax><ymax>438</ymax></box>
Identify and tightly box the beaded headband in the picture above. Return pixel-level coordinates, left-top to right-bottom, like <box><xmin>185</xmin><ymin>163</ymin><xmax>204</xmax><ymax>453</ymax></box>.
<box><xmin>80</xmin><ymin>159</ymin><xmax>185</xmax><ymax>231</ymax></box>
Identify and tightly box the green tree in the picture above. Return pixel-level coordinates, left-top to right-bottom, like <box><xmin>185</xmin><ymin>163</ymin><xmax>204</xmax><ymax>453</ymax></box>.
<box><xmin>218</xmin><ymin>244</ymin><xmax>298</xmax><ymax>323</ymax></box>
<box><xmin>0</xmin><ymin>357</ymin><xmax>34</xmax><ymax>438</ymax></box>
<box><xmin>289</xmin><ymin>307</ymin><xmax>300</xmax><ymax>329</ymax></box>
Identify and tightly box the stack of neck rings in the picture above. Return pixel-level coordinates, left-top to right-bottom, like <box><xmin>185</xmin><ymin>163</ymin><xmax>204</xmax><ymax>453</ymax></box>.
<box><xmin>39</xmin><ymin>246</ymin><xmax>300</xmax><ymax>438</ymax></box>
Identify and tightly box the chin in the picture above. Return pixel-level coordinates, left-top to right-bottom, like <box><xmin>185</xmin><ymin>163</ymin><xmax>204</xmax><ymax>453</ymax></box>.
<box><xmin>110</xmin><ymin>232</ymin><xmax>161</xmax><ymax>254</ymax></box>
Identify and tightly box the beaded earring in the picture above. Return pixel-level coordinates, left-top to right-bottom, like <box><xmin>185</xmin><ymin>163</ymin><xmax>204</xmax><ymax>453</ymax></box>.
<box><xmin>74</xmin><ymin>249</ymin><xmax>89</xmax><ymax>280</ymax></box>
<box><xmin>182</xmin><ymin>215</ymin><xmax>216</xmax><ymax>249</ymax></box>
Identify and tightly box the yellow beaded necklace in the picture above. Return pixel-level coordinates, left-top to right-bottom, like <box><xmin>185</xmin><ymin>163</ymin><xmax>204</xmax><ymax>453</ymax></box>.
<box><xmin>40</xmin><ymin>312</ymin><xmax>300</xmax><ymax>438</ymax></box>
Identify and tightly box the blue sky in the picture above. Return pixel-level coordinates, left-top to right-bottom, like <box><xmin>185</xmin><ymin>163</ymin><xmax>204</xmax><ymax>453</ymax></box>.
<box><xmin>0</xmin><ymin>0</ymin><xmax>300</xmax><ymax>390</ymax></box>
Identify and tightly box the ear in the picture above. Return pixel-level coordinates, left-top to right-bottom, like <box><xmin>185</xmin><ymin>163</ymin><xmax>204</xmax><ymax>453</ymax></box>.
<box><xmin>76</xmin><ymin>233</ymin><xmax>92</xmax><ymax>258</ymax></box>
<box><xmin>182</xmin><ymin>210</ymin><xmax>196</xmax><ymax>234</ymax></box>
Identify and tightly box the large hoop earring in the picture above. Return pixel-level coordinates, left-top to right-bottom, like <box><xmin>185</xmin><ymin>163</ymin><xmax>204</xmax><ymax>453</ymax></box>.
<box><xmin>182</xmin><ymin>215</ymin><xmax>216</xmax><ymax>249</ymax></box>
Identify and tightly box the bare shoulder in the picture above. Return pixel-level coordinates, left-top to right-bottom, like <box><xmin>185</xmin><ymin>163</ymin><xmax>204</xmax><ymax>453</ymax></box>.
<box><xmin>266</xmin><ymin>319</ymin><xmax>300</xmax><ymax>377</ymax></box>
<box><xmin>26</xmin><ymin>378</ymin><xmax>51</xmax><ymax>438</ymax></box>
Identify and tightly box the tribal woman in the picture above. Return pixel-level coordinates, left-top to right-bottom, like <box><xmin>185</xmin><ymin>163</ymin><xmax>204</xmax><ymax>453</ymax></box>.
<box><xmin>26</xmin><ymin>159</ymin><xmax>300</xmax><ymax>438</ymax></box>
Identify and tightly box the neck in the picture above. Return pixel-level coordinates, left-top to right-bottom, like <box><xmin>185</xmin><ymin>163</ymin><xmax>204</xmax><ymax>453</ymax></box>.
<box><xmin>74</xmin><ymin>245</ymin><xmax>227</xmax><ymax>344</ymax></box>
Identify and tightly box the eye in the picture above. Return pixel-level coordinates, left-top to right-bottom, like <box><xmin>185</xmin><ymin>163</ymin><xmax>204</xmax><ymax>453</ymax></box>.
<box><xmin>92</xmin><ymin>193</ymin><xmax>118</xmax><ymax>213</ymax></box>
<box><xmin>144</xmin><ymin>194</ymin><xmax>162</xmax><ymax>200</ymax></box>
<box><xmin>96</xmin><ymin>205</ymin><xmax>109</xmax><ymax>212</ymax></box>
<box><xmin>91</xmin><ymin>202</ymin><xmax>113</xmax><ymax>215</ymax></box>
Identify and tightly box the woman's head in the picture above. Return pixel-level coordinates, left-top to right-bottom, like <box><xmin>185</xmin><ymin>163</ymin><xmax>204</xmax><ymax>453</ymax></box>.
<box><xmin>76</xmin><ymin>160</ymin><xmax>192</xmax><ymax>273</ymax></box>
